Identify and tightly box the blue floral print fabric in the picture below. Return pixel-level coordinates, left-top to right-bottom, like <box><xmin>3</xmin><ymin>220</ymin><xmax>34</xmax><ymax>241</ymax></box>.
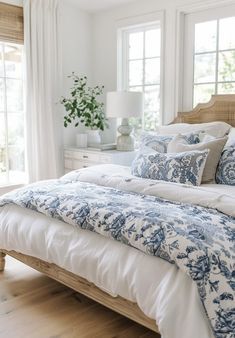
<box><xmin>131</xmin><ymin>150</ymin><xmax>209</xmax><ymax>186</ymax></box>
<box><xmin>216</xmin><ymin>143</ymin><xmax>235</xmax><ymax>186</ymax></box>
<box><xmin>140</xmin><ymin>132</ymin><xmax>201</xmax><ymax>153</ymax></box>
<box><xmin>0</xmin><ymin>178</ymin><xmax>234</xmax><ymax>338</ymax></box>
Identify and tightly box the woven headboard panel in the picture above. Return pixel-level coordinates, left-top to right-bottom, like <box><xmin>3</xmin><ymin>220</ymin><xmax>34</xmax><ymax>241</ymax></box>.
<box><xmin>174</xmin><ymin>95</ymin><xmax>235</xmax><ymax>127</ymax></box>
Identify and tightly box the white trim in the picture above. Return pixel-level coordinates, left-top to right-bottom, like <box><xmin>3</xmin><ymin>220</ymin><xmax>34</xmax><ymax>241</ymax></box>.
<box><xmin>116</xmin><ymin>10</ymin><xmax>164</xmax><ymax>30</ymax></box>
<box><xmin>176</xmin><ymin>0</ymin><xmax>235</xmax><ymax>15</ymax></box>
<box><xmin>175</xmin><ymin>0</ymin><xmax>235</xmax><ymax>114</ymax></box>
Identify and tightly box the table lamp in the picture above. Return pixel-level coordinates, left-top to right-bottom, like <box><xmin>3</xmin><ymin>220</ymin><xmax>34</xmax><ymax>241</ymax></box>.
<box><xmin>106</xmin><ymin>91</ymin><xmax>143</xmax><ymax>151</ymax></box>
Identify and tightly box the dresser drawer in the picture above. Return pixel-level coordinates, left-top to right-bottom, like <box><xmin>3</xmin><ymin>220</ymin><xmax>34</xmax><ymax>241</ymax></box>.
<box><xmin>64</xmin><ymin>148</ymin><xmax>137</xmax><ymax>175</ymax></box>
<box><xmin>64</xmin><ymin>150</ymin><xmax>73</xmax><ymax>158</ymax></box>
<box><xmin>64</xmin><ymin>158</ymin><xmax>73</xmax><ymax>169</ymax></box>
<box><xmin>73</xmin><ymin>151</ymin><xmax>101</xmax><ymax>162</ymax></box>
<box><xmin>73</xmin><ymin>160</ymin><xmax>95</xmax><ymax>170</ymax></box>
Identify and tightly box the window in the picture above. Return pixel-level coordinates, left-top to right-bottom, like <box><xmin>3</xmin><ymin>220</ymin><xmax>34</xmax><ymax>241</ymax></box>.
<box><xmin>183</xmin><ymin>5</ymin><xmax>235</xmax><ymax>109</ymax></box>
<box><xmin>119</xmin><ymin>23</ymin><xmax>162</xmax><ymax>133</ymax></box>
<box><xmin>0</xmin><ymin>42</ymin><xmax>25</xmax><ymax>185</ymax></box>
<box><xmin>0</xmin><ymin>4</ymin><xmax>25</xmax><ymax>186</ymax></box>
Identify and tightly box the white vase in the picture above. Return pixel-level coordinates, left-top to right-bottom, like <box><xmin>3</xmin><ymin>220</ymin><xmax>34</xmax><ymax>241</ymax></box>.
<box><xmin>76</xmin><ymin>133</ymin><xmax>87</xmax><ymax>148</ymax></box>
<box><xmin>87</xmin><ymin>129</ymin><xmax>101</xmax><ymax>147</ymax></box>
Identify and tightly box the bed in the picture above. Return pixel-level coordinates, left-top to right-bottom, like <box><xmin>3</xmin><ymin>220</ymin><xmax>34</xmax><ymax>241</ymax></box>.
<box><xmin>0</xmin><ymin>94</ymin><xmax>235</xmax><ymax>338</ymax></box>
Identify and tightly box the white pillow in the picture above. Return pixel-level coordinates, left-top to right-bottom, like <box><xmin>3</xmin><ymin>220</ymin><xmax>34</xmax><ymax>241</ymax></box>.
<box><xmin>168</xmin><ymin>134</ymin><xmax>228</xmax><ymax>183</ymax></box>
<box><xmin>227</xmin><ymin>127</ymin><xmax>235</xmax><ymax>146</ymax></box>
<box><xmin>158</xmin><ymin>121</ymin><xmax>231</xmax><ymax>138</ymax></box>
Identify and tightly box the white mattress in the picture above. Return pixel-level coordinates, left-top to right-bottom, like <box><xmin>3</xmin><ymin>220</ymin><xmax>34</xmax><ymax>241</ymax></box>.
<box><xmin>1</xmin><ymin>164</ymin><xmax>234</xmax><ymax>338</ymax></box>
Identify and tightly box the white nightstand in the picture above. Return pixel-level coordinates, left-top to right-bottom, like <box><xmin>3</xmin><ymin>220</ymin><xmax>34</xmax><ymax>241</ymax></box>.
<box><xmin>64</xmin><ymin>147</ymin><xmax>137</xmax><ymax>174</ymax></box>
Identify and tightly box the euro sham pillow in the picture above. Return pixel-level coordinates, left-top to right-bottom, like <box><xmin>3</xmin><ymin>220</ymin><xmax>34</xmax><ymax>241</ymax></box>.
<box><xmin>216</xmin><ymin>143</ymin><xmax>235</xmax><ymax>186</ymax></box>
<box><xmin>131</xmin><ymin>149</ymin><xmax>209</xmax><ymax>186</ymax></box>
<box><xmin>140</xmin><ymin>131</ymin><xmax>201</xmax><ymax>153</ymax></box>
<box><xmin>168</xmin><ymin>134</ymin><xmax>228</xmax><ymax>183</ymax></box>
<box><xmin>157</xmin><ymin>121</ymin><xmax>231</xmax><ymax>138</ymax></box>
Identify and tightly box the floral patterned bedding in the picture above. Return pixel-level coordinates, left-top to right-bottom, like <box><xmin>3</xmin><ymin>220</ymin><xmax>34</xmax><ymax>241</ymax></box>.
<box><xmin>0</xmin><ymin>172</ymin><xmax>234</xmax><ymax>338</ymax></box>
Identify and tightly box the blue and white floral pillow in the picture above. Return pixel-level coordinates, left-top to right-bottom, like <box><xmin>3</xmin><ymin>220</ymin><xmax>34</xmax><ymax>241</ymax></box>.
<box><xmin>131</xmin><ymin>149</ymin><xmax>209</xmax><ymax>186</ymax></box>
<box><xmin>140</xmin><ymin>132</ymin><xmax>201</xmax><ymax>153</ymax></box>
<box><xmin>216</xmin><ymin>143</ymin><xmax>235</xmax><ymax>185</ymax></box>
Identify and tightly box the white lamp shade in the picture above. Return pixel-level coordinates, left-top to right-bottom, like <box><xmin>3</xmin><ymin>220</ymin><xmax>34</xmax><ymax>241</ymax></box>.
<box><xmin>106</xmin><ymin>91</ymin><xmax>143</xmax><ymax>118</ymax></box>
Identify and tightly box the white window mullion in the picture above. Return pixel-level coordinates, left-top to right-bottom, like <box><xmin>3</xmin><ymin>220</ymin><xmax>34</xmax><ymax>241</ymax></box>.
<box><xmin>2</xmin><ymin>44</ymin><xmax>9</xmax><ymax>184</ymax></box>
<box><xmin>215</xmin><ymin>19</ymin><xmax>220</xmax><ymax>94</ymax></box>
<box><xmin>142</xmin><ymin>28</ymin><xmax>146</xmax><ymax>129</ymax></box>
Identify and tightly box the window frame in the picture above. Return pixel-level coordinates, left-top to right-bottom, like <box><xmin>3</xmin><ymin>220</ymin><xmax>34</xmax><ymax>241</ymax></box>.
<box><xmin>0</xmin><ymin>41</ymin><xmax>26</xmax><ymax>187</ymax></box>
<box><xmin>0</xmin><ymin>3</ymin><xmax>25</xmax><ymax>188</ymax></box>
<box><xmin>117</xmin><ymin>12</ymin><xmax>164</xmax><ymax>128</ymax></box>
<box><xmin>176</xmin><ymin>1</ymin><xmax>235</xmax><ymax>111</ymax></box>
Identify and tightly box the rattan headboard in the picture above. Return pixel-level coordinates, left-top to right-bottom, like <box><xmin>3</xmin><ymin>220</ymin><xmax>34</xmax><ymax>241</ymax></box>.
<box><xmin>174</xmin><ymin>95</ymin><xmax>235</xmax><ymax>127</ymax></box>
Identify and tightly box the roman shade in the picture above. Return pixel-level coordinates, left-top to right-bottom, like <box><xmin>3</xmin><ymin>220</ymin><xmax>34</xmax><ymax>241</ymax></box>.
<box><xmin>0</xmin><ymin>2</ymin><xmax>23</xmax><ymax>44</ymax></box>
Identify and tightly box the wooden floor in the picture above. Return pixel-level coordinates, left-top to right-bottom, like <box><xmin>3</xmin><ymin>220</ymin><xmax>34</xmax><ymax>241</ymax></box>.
<box><xmin>0</xmin><ymin>256</ymin><xmax>160</xmax><ymax>338</ymax></box>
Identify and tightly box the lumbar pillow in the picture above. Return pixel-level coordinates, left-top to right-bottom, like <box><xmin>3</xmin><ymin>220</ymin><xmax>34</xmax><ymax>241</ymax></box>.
<box><xmin>168</xmin><ymin>134</ymin><xmax>228</xmax><ymax>183</ymax></box>
<box><xmin>216</xmin><ymin>143</ymin><xmax>235</xmax><ymax>186</ymax></box>
<box><xmin>131</xmin><ymin>149</ymin><xmax>209</xmax><ymax>186</ymax></box>
<box><xmin>140</xmin><ymin>131</ymin><xmax>201</xmax><ymax>153</ymax></box>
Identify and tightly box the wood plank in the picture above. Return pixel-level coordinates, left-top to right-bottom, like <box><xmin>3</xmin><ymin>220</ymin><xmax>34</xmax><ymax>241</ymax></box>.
<box><xmin>0</xmin><ymin>256</ymin><xmax>160</xmax><ymax>338</ymax></box>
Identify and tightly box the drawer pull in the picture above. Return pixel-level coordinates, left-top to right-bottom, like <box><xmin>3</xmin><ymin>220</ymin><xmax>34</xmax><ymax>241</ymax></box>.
<box><xmin>83</xmin><ymin>155</ymin><xmax>89</xmax><ymax>159</ymax></box>
<box><xmin>83</xmin><ymin>165</ymin><xmax>88</xmax><ymax>168</ymax></box>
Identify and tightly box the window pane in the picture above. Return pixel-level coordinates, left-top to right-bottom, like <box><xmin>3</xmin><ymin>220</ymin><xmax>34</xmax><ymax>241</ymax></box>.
<box><xmin>129</xmin><ymin>85</ymin><xmax>143</xmax><ymax>92</ymax></box>
<box><xmin>144</xmin><ymin>85</ymin><xmax>160</xmax><ymax>112</ymax></box>
<box><xmin>145</xmin><ymin>58</ymin><xmax>160</xmax><ymax>85</ymax></box>
<box><xmin>7</xmin><ymin>113</ymin><xmax>24</xmax><ymax>146</ymax></box>
<box><xmin>0</xmin><ymin>113</ymin><xmax>6</xmax><ymax>147</ymax></box>
<box><xmin>194</xmin><ymin>53</ymin><xmax>216</xmax><ymax>83</ymax></box>
<box><xmin>144</xmin><ymin>111</ymin><xmax>159</xmax><ymax>131</ymax></box>
<box><xmin>219</xmin><ymin>17</ymin><xmax>235</xmax><ymax>50</ymax></box>
<box><xmin>4</xmin><ymin>44</ymin><xmax>23</xmax><ymax>79</ymax></box>
<box><xmin>8</xmin><ymin>145</ymin><xmax>25</xmax><ymax>184</ymax></box>
<box><xmin>145</xmin><ymin>28</ymin><xmax>160</xmax><ymax>58</ymax></box>
<box><xmin>193</xmin><ymin>84</ymin><xmax>215</xmax><ymax>106</ymax></box>
<box><xmin>129</xmin><ymin>32</ymin><xmax>143</xmax><ymax>60</ymax></box>
<box><xmin>218</xmin><ymin>51</ymin><xmax>235</xmax><ymax>82</ymax></box>
<box><xmin>129</xmin><ymin>60</ymin><xmax>143</xmax><ymax>86</ymax></box>
<box><xmin>0</xmin><ymin>44</ymin><xmax>3</xmax><ymax>77</ymax></box>
<box><xmin>218</xmin><ymin>82</ymin><xmax>235</xmax><ymax>94</ymax></box>
<box><xmin>0</xmin><ymin>79</ymin><xmax>4</xmax><ymax>111</ymax></box>
<box><xmin>6</xmin><ymin>79</ymin><xmax>23</xmax><ymax>111</ymax></box>
<box><xmin>195</xmin><ymin>21</ymin><xmax>217</xmax><ymax>53</ymax></box>
<box><xmin>0</xmin><ymin>146</ymin><xmax>7</xmax><ymax>185</ymax></box>
<box><xmin>0</xmin><ymin>113</ymin><xmax>6</xmax><ymax>183</ymax></box>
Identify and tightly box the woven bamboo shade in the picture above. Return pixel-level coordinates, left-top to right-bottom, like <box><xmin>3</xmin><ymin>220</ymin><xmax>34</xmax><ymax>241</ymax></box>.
<box><xmin>0</xmin><ymin>2</ymin><xmax>23</xmax><ymax>44</ymax></box>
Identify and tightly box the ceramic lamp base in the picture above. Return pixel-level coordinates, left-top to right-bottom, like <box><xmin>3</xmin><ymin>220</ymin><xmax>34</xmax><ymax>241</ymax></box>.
<box><xmin>117</xmin><ymin>118</ymin><xmax>135</xmax><ymax>151</ymax></box>
<box><xmin>117</xmin><ymin>135</ymin><xmax>135</xmax><ymax>151</ymax></box>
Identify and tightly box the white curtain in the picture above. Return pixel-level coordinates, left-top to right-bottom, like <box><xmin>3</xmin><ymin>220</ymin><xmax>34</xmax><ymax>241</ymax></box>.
<box><xmin>24</xmin><ymin>0</ymin><xmax>61</xmax><ymax>182</ymax></box>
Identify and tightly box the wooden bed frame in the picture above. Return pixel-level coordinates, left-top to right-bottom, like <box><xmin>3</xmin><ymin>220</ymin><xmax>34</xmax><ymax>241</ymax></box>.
<box><xmin>1</xmin><ymin>94</ymin><xmax>235</xmax><ymax>334</ymax></box>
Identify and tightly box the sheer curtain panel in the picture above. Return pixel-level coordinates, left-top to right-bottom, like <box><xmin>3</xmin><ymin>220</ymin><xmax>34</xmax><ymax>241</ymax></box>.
<box><xmin>24</xmin><ymin>0</ymin><xmax>60</xmax><ymax>182</ymax></box>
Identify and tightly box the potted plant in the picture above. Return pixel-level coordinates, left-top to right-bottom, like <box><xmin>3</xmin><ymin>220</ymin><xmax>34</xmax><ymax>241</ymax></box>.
<box><xmin>60</xmin><ymin>73</ymin><xmax>108</xmax><ymax>146</ymax></box>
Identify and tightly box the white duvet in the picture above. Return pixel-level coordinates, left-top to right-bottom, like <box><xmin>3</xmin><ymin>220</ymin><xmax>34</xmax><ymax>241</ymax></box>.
<box><xmin>1</xmin><ymin>164</ymin><xmax>235</xmax><ymax>338</ymax></box>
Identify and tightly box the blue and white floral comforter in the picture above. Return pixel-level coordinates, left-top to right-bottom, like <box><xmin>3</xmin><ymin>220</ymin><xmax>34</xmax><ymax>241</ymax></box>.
<box><xmin>0</xmin><ymin>168</ymin><xmax>234</xmax><ymax>338</ymax></box>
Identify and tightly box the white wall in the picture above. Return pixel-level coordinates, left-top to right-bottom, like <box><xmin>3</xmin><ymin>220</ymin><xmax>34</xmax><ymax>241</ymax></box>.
<box><xmin>59</xmin><ymin>2</ymin><xmax>93</xmax><ymax>147</ymax></box>
<box><xmin>91</xmin><ymin>0</ymin><xmax>208</xmax><ymax>139</ymax></box>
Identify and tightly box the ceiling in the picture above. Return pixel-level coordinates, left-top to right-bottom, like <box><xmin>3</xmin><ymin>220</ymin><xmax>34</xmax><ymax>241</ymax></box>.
<box><xmin>67</xmin><ymin>0</ymin><xmax>138</xmax><ymax>12</ymax></box>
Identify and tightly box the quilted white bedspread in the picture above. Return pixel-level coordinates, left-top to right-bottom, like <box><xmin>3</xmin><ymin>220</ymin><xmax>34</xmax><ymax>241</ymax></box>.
<box><xmin>1</xmin><ymin>164</ymin><xmax>235</xmax><ymax>338</ymax></box>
